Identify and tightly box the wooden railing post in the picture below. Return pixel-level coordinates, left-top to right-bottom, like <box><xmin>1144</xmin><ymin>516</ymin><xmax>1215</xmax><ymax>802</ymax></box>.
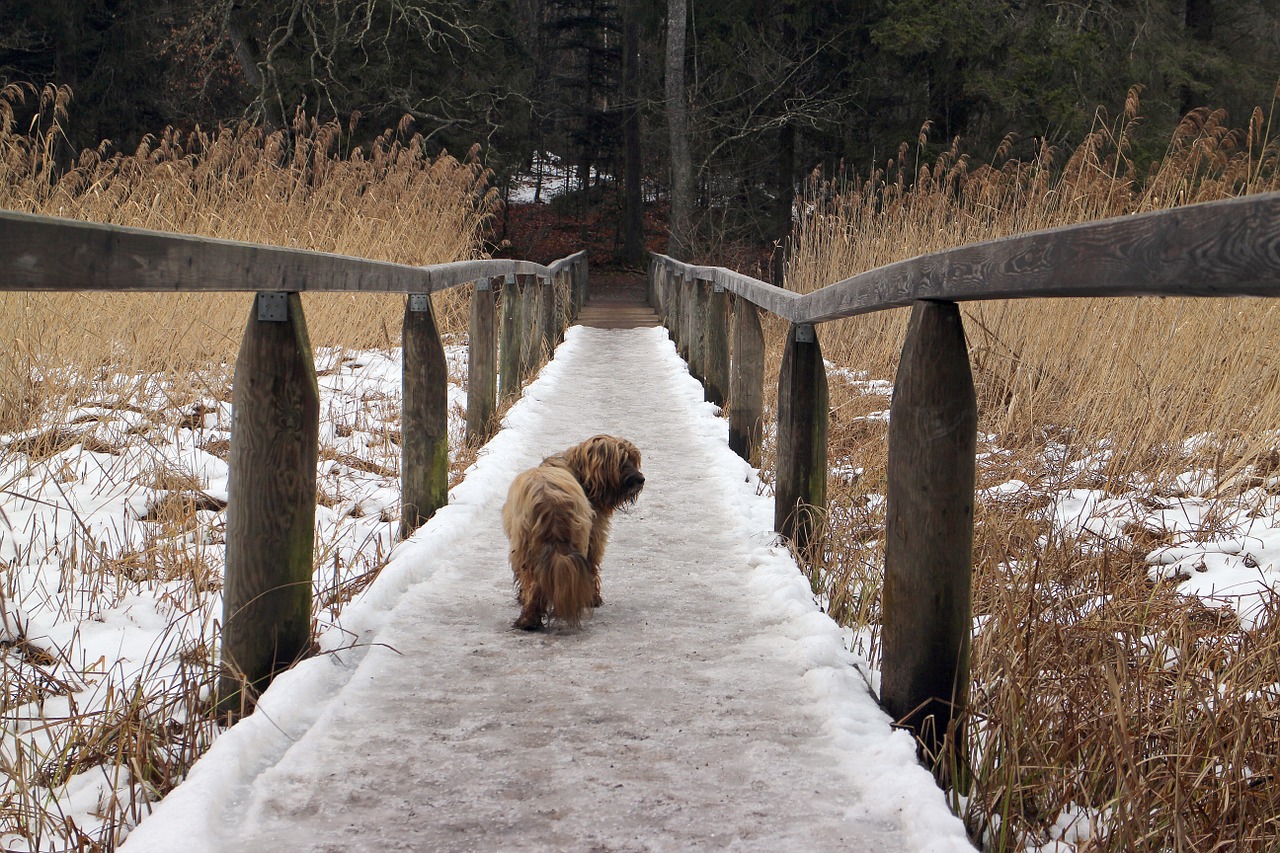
<box><xmin>219</xmin><ymin>292</ymin><xmax>319</xmax><ymax>717</ymax></box>
<box><xmin>729</xmin><ymin>297</ymin><xmax>764</xmax><ymax>464</ymax></box>
<box><xmin>542</xmin><ymin>274</ymin><xmax>558</xmax><ymax>356</ymax></box>
<box><xmin>466</xmin><ymin>277</ymin><xmax>499</xmax><ymax>444</ymax></box>
<box><xmin>774</xmin><ymin>322</ymin><xmax>828</xmax><ymax>556</ymax></box>
<box><xmin>518</xmin><ymin>272</ymin><xmax>539</xmax><ymax>378</ymax></box>
<box><xmin>680</xmin><ymin>274</ymin><xmax>694</xmax><ymax>361</ymax></box>
<box><xmin>576</xmin><ymin>256</ymin><xmax>589</xmax><ymax>314</ymax></box>
<box><xmin>660</xmin><ymin>265</ymin><xmax>674</xmax><ymax>335</ymax></box>
<box><xmin>688</xmin><ymin>277</ymin><xmax>710</xmax><ymax>386</ymax></box>
<box><xmin>704</xmin><ymin>280</ymin><xmax>729</xmax><ymax>406</ymax></box>
<box><xmin>499</xmin><ymin>274</ymin><xmax>521</xmax><ymax>404</ymax></box>
<box><xmin>401</xmin><ymin>292</ymin><xmax>449</xmax><ymax>539</ymax></box>
<box><xmin>881</xmin><ymin>300</ymin><xmax>976</xmax><ymax>786</ymax></box>
<box><xmin>665</xmin><ymin>267</ymin><xmax>675</xmax><ymax>340</ymax></box>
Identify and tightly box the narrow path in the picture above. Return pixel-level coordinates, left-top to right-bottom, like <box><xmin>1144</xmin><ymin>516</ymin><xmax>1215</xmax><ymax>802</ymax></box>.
<box><xmin>124</xmin><ymin>325</ymin><xmax>971</xmax><ymax>852</ymax></box>
<box><xmin>575</xmin><ymin>271</ymin><xmax>660</xmax><ymax>329</ymax></box>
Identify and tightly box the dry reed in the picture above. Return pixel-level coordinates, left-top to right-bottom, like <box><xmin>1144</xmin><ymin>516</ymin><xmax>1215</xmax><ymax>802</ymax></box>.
<box><xmin>781</xmin><ymin>86</ymin><xmax>1280</xmax><ymax>850</ymax></box>
<box><xmin>0</xmin><ymin>83</ymin><xmax>495</xmax><ymax>850</ymax></box>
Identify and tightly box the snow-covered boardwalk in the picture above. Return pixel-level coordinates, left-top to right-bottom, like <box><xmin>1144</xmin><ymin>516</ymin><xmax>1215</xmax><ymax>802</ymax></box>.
<box><xmin>123</xmin><ymin>325</ymin><xmax>972</xmax><ymax>852</ymax></box>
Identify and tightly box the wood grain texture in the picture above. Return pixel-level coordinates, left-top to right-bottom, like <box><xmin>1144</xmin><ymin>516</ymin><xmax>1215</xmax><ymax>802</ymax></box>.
<box><xmin>517</xmin><ymin>273</ymin><xmax>539</xmax><ymax>379</ymax></box>
<box><xmin>680</xmin><ymin>276</ymin><xmax>694</xmax><ymax>361</ymax></box>
<box><xmin>219</xmin><ymin>292</ymin><xmax>319</xmax><ymax>716</ymax></box>
<box><xmin>703</xmin><ymin>285</ymin><xmax>730</xmax><ymax>406</ymax></box>
<box><xmin>880</xmin><ymin>301</ymin><xmax>976</xmax><ymax>781</ymax></box>
<box><xmin>773</xmin><ymin>324</ymin><xmax>829</xmax><ymax>554</ymax></box>
<box><xmin>0</xmin><ymin>210</ymin><xmax>585</xmax><ymax>293</ymax></box>
<box><xmin>541</xmin><ymin>274</ymin><xmax>558</xmax><ymax>356</ymax></box>
<box><xmin>499</xmin><ymin>277</ymin><xmax>522</xmax><ymax>404</ymax></box>
<box><xmin>687</xmin><ymin>278</ymin><xmax>709</xmax><ymax>388</ymax></box>
<box><xmin>650</xmin><ymin>194</ymin><xmax>1280</xmax><ymax>324</ymax></box>
<box><xmin>466</xmin><ymin>278</ymin><xmax>500</xmax><ymax>444</ymax></box>
<box><xmin>799</xmin><ymin>191</ymin><xmax>1280</xmax><ymax>322</ymax></box>
<box><xmin>401</xmin><ymin>296</ymin><xmax>449</xmax><ymax>538</ymax></box>
<box><xmin>729</xmin><ymin>297</ymin><xmax>764</xmax><ymax>464</ymax></box>
<box><xmin>653</xmin><ymin>254</ymin><xmax>804</xmax><ymax>322</ymax></box>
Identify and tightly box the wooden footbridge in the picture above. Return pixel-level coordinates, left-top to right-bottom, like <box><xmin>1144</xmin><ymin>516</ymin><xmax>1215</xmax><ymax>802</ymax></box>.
<box><xmin>4</xmin><ymin>192</ymin><xmax>1280</xmax><ymax>850</ymax></box>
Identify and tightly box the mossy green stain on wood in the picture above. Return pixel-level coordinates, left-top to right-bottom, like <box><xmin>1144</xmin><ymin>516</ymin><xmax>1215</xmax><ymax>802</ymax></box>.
<box><xmin>401</xmin><ymin>295</ymin><xmax>449</xmax><ymax>538</ymax></box>
<box><xmin>219</xmin><ymin>292</ymin><xmax>319</xmax><ymax>717</ymax></box>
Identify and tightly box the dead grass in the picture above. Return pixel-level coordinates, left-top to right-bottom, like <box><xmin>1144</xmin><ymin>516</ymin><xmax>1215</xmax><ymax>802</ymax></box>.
<box><xmin>776</xmin><ymin>87</ymin><xmax>1280</xmax><ymax>849</ymax></box>
<box><xmin>0</xmin><ymin>83</ymin><xmax>497</xmax><ymax>850</ymax></box>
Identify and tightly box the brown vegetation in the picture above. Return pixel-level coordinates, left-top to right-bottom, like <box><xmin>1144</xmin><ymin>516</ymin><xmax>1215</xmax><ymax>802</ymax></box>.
<box><xmin>779</xmin><ymin>88</ymin><xmax>1280</xmax><ymax>850</ymax></box>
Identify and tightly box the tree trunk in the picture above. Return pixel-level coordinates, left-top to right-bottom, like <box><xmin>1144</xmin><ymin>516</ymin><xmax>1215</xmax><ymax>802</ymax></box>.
<box><xmin>665</xmin><ymin>0</ymin><xmax>693</xmax><ymax>259</ymax></box>
<box><xmin>771</xmin><ymin>123</ymin><xmax>795</xmax><ymax>287</ymax></box>
<box><xmin>622</xmin><ymin>0</ymin><xmax>645</xmax><ymax>267</ymax></box>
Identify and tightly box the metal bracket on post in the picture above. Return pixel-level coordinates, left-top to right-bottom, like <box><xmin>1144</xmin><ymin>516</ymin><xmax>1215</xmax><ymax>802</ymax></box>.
<box><xmin>505</xmin><ymin>273</ymin><xmax>516</xmax><ymax>286</ymax></box>
<box><xmin>409</xmin><ymin>294</ymin><xmax>432</xmax><ymax>313</ymax></box>
<box><xmin>795</xmin><ymin>323</ymin><xmax>816</xmax><ymax>344</ymax></box>
<box><xmin>256</xmin><ymin>292</ymin><xmax>288</xmax><ymax>323</ymax></box>
<box><xmin>713</xmin><ymin>281</ymin><xmax>725</xmax><ymax>293</ymax></box>
<box><xmin>476</xmin><ymin>278</ymin><xmax>491</xmax><ymax>292</ymax></box>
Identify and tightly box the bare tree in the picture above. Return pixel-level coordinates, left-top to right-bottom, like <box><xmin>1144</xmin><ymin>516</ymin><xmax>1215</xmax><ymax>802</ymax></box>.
<box><xmin>665</xmin><ymin>0</ymin><xmax>692</xmax><ymax>260</ymax></box>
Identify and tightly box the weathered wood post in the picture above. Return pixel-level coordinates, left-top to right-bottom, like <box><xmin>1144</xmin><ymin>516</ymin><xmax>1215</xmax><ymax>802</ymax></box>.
<box><xmin>401</xmin><ymin>292</ymin><xmax>449</xmax><ymax>539</ymax></box>
<box><xmin>518</xmin><ymin>272</ymin><xmax>539</xmax><ymax>378</ymax></box>
<box><xmin>572</xmin><ymin>262</ymin><xmax>585</xmax><ymax>319</ymax></box>
<box><xmin>542</xmin><ymin>273</ymin><xmax>558</xmax><ymax>355</ymax></box>
<box><xmin>527</xmin><ymin>274</ymin><xmax>545</xmax><ymax>364</ymax></box>
<box><xmin>703</xmin><ymin>279</ymin><xmax>730</xmax><ymax>406</ymax></box>
<box><xmin>659</xmin><ymin>263</ymin><xmax>671</xmax><ymax>320</ymax></box>
<box><xmin>679</xmin><ymin>274</ymin><xmax>694</xmax><ymax>361</ymax></box>
<box><xmin>774</xmin><ymin>322</ymin><xmax>829</xmax><ymax>559</ymax></box>
<box><xmin>499</xmin><ymin>274</ymin><xmax>521</xmax><ymax>404</ymax></box>
<box><xmin>219</xmin><ymin>292</ymin><xmax>319</xmax><ymax>717</ymax></box>
<box><xmin>881</xmin><ymin>300</ymin><xmax>976</xmax><ymax>788</ymax></box>
<box><xmin>688</xmin><ymin>277</ymin><xmax>710</xmax><ymax>387</ymax></box>
<box><xmin>466</xmin><ymin>277</ymin><xmax>499</xmax><ymax>444</ymax></box>
<box><xmin>576</xmin><ymin>256</ymin><xmax>589</xmax><ymax>313</ymax></box>
<box><xmin>729</xmin><ymin>297</ymin><xmax>765</xmax><ymax>464</ymax></box>
<box><xmin>666</xmin><ymin>267</ymin><xmax>682</xmax><ymax>344</ymax></box>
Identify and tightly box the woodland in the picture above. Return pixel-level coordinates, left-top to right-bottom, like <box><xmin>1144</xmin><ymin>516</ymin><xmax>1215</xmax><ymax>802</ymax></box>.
<box><xmin>3</xmin><ymin>0</ymin><xmax>1279</xmax><ymax>272</ymax></box>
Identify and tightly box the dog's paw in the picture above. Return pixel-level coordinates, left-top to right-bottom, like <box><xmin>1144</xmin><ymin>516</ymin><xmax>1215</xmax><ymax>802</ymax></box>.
<box><xmin>589</xmin><ymin>595</ymin><xmax>603</xmax><ymax>608</ymax></box>
<box><xmin>514</xmin><ymin>616</ymin><xmax>544</xmax><ymax>631</ymax></box>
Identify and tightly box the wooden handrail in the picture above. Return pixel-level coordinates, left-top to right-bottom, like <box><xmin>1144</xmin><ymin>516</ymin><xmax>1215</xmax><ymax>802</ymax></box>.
<box><xmin>649</xmin><ymin>188</ymin><xmax>1280</xmax><ymax>787</ymax></box>
<box><xmin>0</xmin><ymin>210</ymin><xmax>584</xmax><ymax>292</ymax></box>
<box><xmin>0</xmin><ymin>208</ymin><xmax>588</xmax><ymax>719</ymax></box>
<box><xmin>653</xmin><ymin>191</ymin><xmax>1280</xmax><ymax>323</ymax></box>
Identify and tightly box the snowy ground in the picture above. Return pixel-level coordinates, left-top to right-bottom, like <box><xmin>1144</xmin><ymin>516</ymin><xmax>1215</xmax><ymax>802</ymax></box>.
<box><xmin>119</xmin><ymin>325</ymin><xmax>972</xmax><ymax>851</ymax></box>
<box><xmin>0</xmin><ymin>346</ymin><xmax>467</xmax><ymax>850</ymax></box>
<box><xmin>4</xmin><ymin>315</ymin><xmax>1280</xmax><ymax>850</ymax></box>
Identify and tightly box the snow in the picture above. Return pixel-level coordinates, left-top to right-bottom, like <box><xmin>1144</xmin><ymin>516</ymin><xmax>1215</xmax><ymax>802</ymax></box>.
<box><xmin>9</xmin><ymin>304</ymin><xmax>1280</xmax><ymax>849</ymax></box>
<box><xmin>119</xmin><ymin>325</ymin><xmax>972</xmax><ymax>851</ymax></box>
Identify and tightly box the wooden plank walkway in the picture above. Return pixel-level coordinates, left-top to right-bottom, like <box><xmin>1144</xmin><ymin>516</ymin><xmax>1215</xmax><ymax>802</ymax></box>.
<box><xmin>575</xmin><ymin>272</ymin><xmax>662</xmax><ymax>329</ymax></box>
<box><xmin>123</xmin><ymin>316</ymin><xmax>972</xmax><ymax>853</ymax></box>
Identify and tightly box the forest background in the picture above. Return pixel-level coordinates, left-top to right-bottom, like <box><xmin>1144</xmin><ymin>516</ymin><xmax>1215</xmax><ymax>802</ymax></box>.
<box><xmin>4</xmin><ymin>0</ymin><xmax>1279</xmax><ymax>273</ymax></box>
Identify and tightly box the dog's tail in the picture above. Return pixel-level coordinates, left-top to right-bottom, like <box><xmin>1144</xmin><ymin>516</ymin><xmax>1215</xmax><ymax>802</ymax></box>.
<box><xmin>538</xmin><ymin>542</ymin><xmax>594</xmax><ymax>628</ymax></box>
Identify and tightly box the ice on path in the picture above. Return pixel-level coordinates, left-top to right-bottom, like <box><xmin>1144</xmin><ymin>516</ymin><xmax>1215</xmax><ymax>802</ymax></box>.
<box><xmin>122</xmin><ymin>325</ymin><xmax>971</xmax><ymax>852</ymax></box>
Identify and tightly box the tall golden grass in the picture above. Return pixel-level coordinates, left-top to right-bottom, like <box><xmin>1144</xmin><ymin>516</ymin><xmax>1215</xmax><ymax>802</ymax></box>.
<box><xmin>782</xmin><ymin>87</ymin><xmax>1280</xmax><ymax>849</ymax></box>
<box><xmin>0</xmin><ymin>83</ymin><xmax>495</xmax><ymax>850</ymax></box>
<box><xmin>0</xmin><ymin>82</ymin><xmax>494</xmax><ymax>434</ymax></box>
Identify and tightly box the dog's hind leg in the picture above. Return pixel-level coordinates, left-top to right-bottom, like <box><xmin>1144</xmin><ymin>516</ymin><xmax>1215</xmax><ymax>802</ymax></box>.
<box><xmin>514</xmin><ymin>596</ymin><xmax>545</xmax><ymax>631</ymax></box>
<box><xmin>513</xmin><ymin>567</ymin><xmax>546</xmax><ymax>631</ymax></box>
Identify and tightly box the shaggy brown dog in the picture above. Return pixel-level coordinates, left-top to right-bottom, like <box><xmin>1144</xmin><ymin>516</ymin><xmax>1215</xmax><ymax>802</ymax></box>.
<box><xmin>502</xmin><ymin>435</ymin><xmax>644</xmax><ymax>630</ymax></box>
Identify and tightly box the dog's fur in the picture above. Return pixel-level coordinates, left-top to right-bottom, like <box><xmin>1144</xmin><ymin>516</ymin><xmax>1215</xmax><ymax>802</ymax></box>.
<box><xmin>502</xmin><ymin>435</ymin><xmax>644</xmax><ymax>630</ymax></box>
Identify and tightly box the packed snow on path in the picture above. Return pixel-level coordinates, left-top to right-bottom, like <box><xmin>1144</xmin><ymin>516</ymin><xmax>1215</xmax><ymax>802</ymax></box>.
<box><xmin>120</xmin><ymin>325</ymin><xmax>973</xmax><ymax>852</ymax></box>
<box><xmin>0</xmin><ymin>345</ymin><xmax>465</xmax><ymax>851</ymax></box>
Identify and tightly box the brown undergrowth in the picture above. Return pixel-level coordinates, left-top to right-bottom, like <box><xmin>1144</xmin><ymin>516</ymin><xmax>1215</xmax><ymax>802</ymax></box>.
<box><xmin>757</xmin><ymin>87</ymin><xmax>1280</xmax><ymax>850</ymax></box>
<box><xmin>0</xmin><ymin>84</ymin><xmax>495</xmax><ymax>849</ymax></box>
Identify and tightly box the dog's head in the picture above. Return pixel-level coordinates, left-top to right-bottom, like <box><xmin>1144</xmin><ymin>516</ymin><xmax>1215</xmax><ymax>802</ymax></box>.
<box><xmin>561</xmin><ymin>435</ymin><xmax>644</xmax><ymax>512</ymax></box>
